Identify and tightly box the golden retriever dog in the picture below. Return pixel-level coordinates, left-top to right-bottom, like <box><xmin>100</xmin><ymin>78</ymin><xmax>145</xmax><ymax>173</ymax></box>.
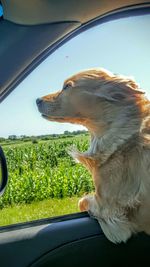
<box><xmin>36</xmin><ymin>68</ymin><xmax>150</xmax><ymax>243</ymax></box>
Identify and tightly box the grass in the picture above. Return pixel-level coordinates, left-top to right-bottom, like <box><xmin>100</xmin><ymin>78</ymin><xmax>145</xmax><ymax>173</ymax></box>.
<box><xmin>0</xmin><ymin>197</ymin><xmax>80</xmax><ymax>227</ymax></box>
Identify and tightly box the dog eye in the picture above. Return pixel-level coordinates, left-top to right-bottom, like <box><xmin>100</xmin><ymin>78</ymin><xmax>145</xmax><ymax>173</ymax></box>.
<box><xmin>63</xmin><ymin>81</ymin><xmax>73</xmax><ymax>90</ymax></box>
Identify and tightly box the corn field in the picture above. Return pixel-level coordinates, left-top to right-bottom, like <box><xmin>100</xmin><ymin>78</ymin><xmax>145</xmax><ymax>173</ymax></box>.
<box><xmin>0</xmin><ymin>135</ymin><xmax>94</xmax><ymax>208</ymax></box>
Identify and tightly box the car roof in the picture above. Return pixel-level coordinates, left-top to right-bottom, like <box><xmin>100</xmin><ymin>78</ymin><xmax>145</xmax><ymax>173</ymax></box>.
<box><xmin>2</xmin><ymin>0</ymin><xmax>149</xmax><ymax>25</ymax></box>
<box><xmin>0</xmin><ymin>0</ymin><xmax>150</xmax><ymax>102</ymax></box>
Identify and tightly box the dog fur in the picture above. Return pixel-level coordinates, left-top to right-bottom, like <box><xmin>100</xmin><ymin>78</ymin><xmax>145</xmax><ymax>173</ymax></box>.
<box><xmin>37</xmin><ymin>68</ymin><xmax>150</xmax><ymax>243</ymax></box>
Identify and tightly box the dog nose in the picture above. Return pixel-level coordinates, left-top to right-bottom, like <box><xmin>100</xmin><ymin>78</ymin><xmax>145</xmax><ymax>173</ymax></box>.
<box><xmin>36</xmin><ymin>98</ymin><xmax>42</xmax><ymax>105</ymax></box>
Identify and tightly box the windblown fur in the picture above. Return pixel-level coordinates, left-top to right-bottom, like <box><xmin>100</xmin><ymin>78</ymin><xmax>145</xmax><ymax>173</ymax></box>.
<box><xmin>37</xmin><ymin>68</ymin><xmax>150</xmax><ymax>243</ymax></box>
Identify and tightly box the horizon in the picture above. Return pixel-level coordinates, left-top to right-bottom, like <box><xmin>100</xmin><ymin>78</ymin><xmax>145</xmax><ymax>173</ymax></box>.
<box><xmin>1</xmin><ymin>14</ymin><xmax>150</xmax><ymax>138</ymax></box>
<box><xmin>0</xmin><ymin>129</ymin><xmax>88</xmax><ymax>139</ymax></box>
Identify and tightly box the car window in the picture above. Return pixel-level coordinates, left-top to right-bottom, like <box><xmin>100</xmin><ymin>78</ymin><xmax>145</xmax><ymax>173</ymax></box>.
<box><xmin>0</xmin><ymin>14</ymin><xmax>150</xmax><ymax>227</ymax></box>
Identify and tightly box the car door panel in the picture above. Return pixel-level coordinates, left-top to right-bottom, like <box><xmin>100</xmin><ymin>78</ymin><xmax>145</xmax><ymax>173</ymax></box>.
<box><xmin>0</xmin><ymin>214</ymin><xmax>150</xmax><ymax>267</ymax></box>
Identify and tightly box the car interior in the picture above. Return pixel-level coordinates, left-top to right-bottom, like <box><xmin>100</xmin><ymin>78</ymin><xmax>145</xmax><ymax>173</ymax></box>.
<box><xmin>0</xmin><ymin>1</ymin><xmax>150</xmax><ymax>266</ymax></box>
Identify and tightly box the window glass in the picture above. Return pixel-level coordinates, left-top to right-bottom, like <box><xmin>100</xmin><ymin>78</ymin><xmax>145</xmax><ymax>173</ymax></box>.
<box><xmin>0</xmin><ymin>14</ymin><xmax>150</xmax><ymax>226</ymax></box>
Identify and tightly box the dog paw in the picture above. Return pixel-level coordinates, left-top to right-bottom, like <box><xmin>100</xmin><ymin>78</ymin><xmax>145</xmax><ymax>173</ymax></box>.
<box><xmin>78</xmin><ymin>197</ymin><xmax>89</xmax><ymax>211</ymax></box>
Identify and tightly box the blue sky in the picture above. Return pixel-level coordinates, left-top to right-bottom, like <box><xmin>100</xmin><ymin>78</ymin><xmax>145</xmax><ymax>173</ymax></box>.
<box><xmin>0</xmin><ymin>14</ymin><xmax>150</xmax><ymax>138</ymax></box>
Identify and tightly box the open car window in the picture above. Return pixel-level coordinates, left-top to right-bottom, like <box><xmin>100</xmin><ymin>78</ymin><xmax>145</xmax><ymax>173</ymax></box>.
<box><xmin>0</xmin><ymin>14</ymin><xmax>150</xmax><ymax>227</ymax></box>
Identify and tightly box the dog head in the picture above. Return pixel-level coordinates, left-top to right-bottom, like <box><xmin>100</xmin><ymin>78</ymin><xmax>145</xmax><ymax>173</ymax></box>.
<box><xmin>36</xmin><ymin>68</ymin><xmax>145</xmax><ymax>133</ymax></box>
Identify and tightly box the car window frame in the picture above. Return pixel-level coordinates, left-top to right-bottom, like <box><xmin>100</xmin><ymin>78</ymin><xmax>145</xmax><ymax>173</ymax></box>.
<box><xmin>0</xmin><ymin>5</ymin><xmax>150</xmax><ymax>230</ymax></box>
<box><xmin>0</xmin><ymin>8</ymin><xmax>150</xmax><ymax>267</ymax></box>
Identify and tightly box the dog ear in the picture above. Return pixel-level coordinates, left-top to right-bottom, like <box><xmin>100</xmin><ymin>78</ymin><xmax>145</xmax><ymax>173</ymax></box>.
<box><xmin>94</xmin><ymin>82</ymin><xmax>144</xmax><ymax>103</ymax></box>
<box><xmin>94</xmin><ymin>89</ymin><xmax>130</xmax><ymax>102</ymax></box>
<box><xmin>94</xmin><ymin>92</ymin><xmax>119</xmax><ymax>103</ymax></box>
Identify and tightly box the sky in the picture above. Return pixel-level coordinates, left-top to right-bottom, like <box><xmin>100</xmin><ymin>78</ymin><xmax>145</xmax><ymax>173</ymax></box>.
<box><xmin>0</xmin><ymin>14</ymin><xmax>150</xmax><ymax>138</ymax></box>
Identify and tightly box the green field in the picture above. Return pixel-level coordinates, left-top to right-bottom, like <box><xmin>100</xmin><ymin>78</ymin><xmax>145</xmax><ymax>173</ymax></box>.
<box><xmin>0</xmin><ymin>134</ymin><xmax>93</xmax><ymax>226</ymax></box>
<box><xmin>0</xmin><ymin>197</ymin><xmax>80</xmax><ymax>226</ymax></box>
